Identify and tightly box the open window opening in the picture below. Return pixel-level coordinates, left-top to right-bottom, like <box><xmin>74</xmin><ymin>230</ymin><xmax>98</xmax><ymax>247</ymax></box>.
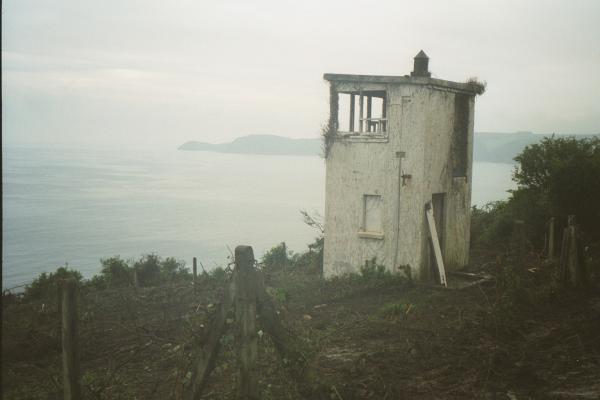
<box><xmin>337</xmin><ymin>91</ymin><xmax>387</xmax><ymax>135</ymax></box>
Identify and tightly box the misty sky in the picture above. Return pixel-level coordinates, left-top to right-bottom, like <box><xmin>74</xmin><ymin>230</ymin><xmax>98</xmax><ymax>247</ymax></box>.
<box><xmin>2</xmin><ymin>0</ymin><xmax>599</xmax><ymax>148</ymax></box>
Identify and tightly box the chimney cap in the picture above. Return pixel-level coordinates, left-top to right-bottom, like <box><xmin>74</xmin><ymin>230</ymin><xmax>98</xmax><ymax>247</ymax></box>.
<box><xmin>411</xmin><ymin>50</ymin><xmax>431</xmax><ymax>77</ymax></box>
<box><xmin>414</xmin><ymin>50</ymin><xmax>429</xmax><ymax>59</ymax></box>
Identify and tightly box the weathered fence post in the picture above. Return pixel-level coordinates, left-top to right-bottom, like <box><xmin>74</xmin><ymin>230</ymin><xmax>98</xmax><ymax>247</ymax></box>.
<box><xmin>282</xmin><ymin>242</ymin><xmax>287</xmax><ymax>273</ymax></box>
<box><xmin>57</xmin><ymin>283</ymin><xmax>63</xmax><ymax>334</ymax></box>
<box><xmin>193</xmin><ymin>257</ymin><xmax>198</xmax><ymax>293</ymax></box>
<box><xmin>133</xmin><ymin>269</ymin><xmax>139</xmax><ymax>289</ymax></box>
<box><xmin>255</xmin><ymin>272</ymin><xmax>307</xmax><ymax>375</ymax></box>
<box><xmin>559</xmin><ymin>215</ymin><xmax>587</xmax><ymax>287</ymax></box>
<box><xmin>186</xmin><ymin>244</ymin><xmax>311</xmax><ymax>400</ymax></box>
<box><xmin>62</xmin><ymin>279</ymin><xmax>81</xmax><ymax>400</ymax></box>
<box><xmin>234</xmin><ymin>246</ymin><xmax>259</xmax><ymax>400</ymax></box>
<box><xmin>187</xmin><ymin>280</ymin><xmax>235</xmax><ymax>400</ymax></box>
<box><xmin>548</xmin><ymin>217</ymin><xmax>556</xmax><ymax>260</ymax></box>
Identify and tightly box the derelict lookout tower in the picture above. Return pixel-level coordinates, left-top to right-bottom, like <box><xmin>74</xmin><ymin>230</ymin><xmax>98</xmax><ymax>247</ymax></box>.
<box><xmin>322</xmin><ymin>51</ymin><xmax>484</xmax><ymax>281</ymax></box>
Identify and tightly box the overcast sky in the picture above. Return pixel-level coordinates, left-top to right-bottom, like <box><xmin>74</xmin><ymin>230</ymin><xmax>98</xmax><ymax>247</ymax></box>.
<box><xmin>2</xmin><ymin>0</ymin><xmax>599</xmax><ymax>148</ymax></box>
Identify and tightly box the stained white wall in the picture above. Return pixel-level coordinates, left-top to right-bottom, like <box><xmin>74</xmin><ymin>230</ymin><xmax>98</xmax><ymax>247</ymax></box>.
<box><xmin>324</xmin><ymin>79</ymin><xmax>476</xmax><ymax>280</ymax></box>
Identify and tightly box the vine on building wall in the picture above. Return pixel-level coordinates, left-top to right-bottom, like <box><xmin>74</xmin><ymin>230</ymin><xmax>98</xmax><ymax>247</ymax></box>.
<box><xmin>322</xmin><ymin>82</ymin><xmax>338</xmax><ymax>158</ymax></box>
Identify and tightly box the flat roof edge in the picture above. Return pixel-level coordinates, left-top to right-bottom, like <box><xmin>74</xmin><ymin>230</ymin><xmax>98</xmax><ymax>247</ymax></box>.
<box><xmin>323</xmin><ymin>73</ymin><xmax>484</xmax><ymax>95</ymax></box>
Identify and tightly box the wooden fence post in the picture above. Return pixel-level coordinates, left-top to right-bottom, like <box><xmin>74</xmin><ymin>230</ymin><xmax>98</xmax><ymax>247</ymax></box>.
<box><xmin>193</xmin><ymin>257</ymin><xmax>198</xmax><ymax>293</ymax></box>
<box><xmin>255</xmin><ymin>277</ymin><xmax>306</xmax><ymax>372</ymax></box>
<box><xmin>57</xmin><ymin>283</ymin><xmax>63</xmax><ymax>334</ymax></box>
<box><xmin>234</xmin><ymin>246</ymin><xmax>259</xmax><ymax>400</ymax></box>
<box><xmin>559</xmin><ymin>215</ymin><xmax>587</xmax><ymax>287</ymax></box>
<box><xmin>133</xmin><ymin>269</ymin><xmax>139</xmax><ymax>289</ymax></box>
<box><xmin>62</xmin><ymin>279</ymin><xmax>81</xmax><ymax>400</ymax></box>
<box><xmin>548</xmin><ymin>217</ymin><xmax>556</xmax><ymax>260</ymax></box>
<box><xmin>187</xmin><ymin>280</ymin><xmax>235</xmax><ymax>400</ymax></box>
<box><xmin>282</xmin><ymin>242</ymin><xmax>287</xmax><ymax>272</ymax></box>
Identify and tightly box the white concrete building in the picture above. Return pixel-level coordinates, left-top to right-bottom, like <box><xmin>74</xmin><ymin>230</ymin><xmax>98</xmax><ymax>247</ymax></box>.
<box><xmin>323</xmin><ymin>51</ymin><xmax>484</xmax><ymax>281</ymax></box>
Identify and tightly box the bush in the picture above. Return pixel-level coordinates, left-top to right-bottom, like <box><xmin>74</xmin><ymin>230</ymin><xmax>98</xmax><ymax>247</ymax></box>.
<box><xmin>132</xmin><ymin>254</ymin><xmax>189</xmax><ymax>287</ymax></box>
<box><xmin>359</xmin><ymin>258</ymin><xmax>391</xmax><ymax>281</ymax></box>
<box><xmin>470</xmin><ymin>201</ymin><xmax>515</xmax><ymax>249</ymax></box>
<box><xmin>160</xmin><ymin>257</ymin><xmax>189</xmax><ymax>282</ymax></box>
<box><xmin>100</xmin><ymin>256</ymin><xmax>132</xmax><ymax>287</ymax></box>
<box><xmin>472</xmin><ymin>136</ymin><xmax>600</xmax><ymax>251</ymax></box>
<box><xmin>25</xmin><ymin>266</ymin><xmax>83</xmax><ymax>300</ymax></box>
<box><xmin>345</xmin><ymin>258</ymin><xmax>406</xmax><ymax>286</ymax></box>
<box><xmin>379</xmin><ymin>302</ymin><xmax>413</xmax><ymax>320</ymax></box>
<box><xmin>134</xmin><ymin>254</ymin><xmax>161</xmax><ymax>287</ymax></box>
<box><xmin>261</xmin><ymin>242</ymin><xmax>289</xmax><ymax>272</ymax></box>
<box><xmin>208</xmin><ymin>266</ymin><xmax>229</xmax><ymax>283</ymax></box>
<box><xmin>513</xmin><ymin>136</ymin><xmax>600</xmax><ymax>243</ymax></box>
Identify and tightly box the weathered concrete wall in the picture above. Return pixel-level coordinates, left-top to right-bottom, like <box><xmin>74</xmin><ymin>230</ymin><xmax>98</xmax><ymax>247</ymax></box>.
<box><xmin>323</xmin><ymin>80</ymin><xmax>475</xmax><ymax>280</ymax></box>
<box><xmin>389</xmin><ymin>85</ymin><xmax>426</xmax><ymax>278</ymax></box>
<box><xmin>444</xmin><ymin>96</ymin><xmax>475</xmax><ymax>269</ymax></box>
<box><xmin>323</xmin><ymin>83</ymin><xmax>401</xmax><ymax>277</ymax></box>
<box><xmin>323</xmin><ymin>140</ymin><xmax>399</xmax><ymax>277</ymax></box>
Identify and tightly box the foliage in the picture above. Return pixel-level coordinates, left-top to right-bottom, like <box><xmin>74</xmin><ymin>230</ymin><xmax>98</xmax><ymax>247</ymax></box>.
<box><xmin>321</xmin><ymin>82</ymin><xmax>338</xmax><ymax>158</ymax></box>
<box><xmin>100</xmin><ymin>256</ymin><xmax>132</xmax><ymax>287</ymax></box>
<box><xmin>208</xmin><ymin>266</ymin><xmax>229</xmax><ymax>283</ymax></box>
<box><xmin>267</xmin><ymin>287</ymin><xmax>289</xmax><ymax>303</ymax></box>
<box><xmin>261</xmin><ymin>242</ymin><xmax>289</xmax><ymax>272</ymax></box>
<box><xmin>470</xmin><ymin>201</ymin><xmax>516</xmax><ymax>249</ymax></box>
<box><xmin>472</xmin><ymin>136</ymin><xmax>600</xmax><ymax>250</ymax></box>
<box><xmin>345</xmin><ymin>258</ymin><xmax>407</xmax><ymax>286</ymax></box>
<box><xmin>359</xmin><ymin>258</ymin><xmax>391</xmax><ymax>281</ymax></box>
<box><xmin>160</xmin><ymin>257</ymin><xmax>189</xmax><ymax>282</ymax></box>
<box><xmin>24</xmin><ymin>266</ymin><xmax>83</xmax><ymax>300</ymax></box>
<box><xmin>378</xmin><ymin>302</ymin><xmax>413</xmax><ymax>320</ymax></box>
<box><xmin>133</xmin><ymin>254</ymin><xmax>161</xmax><ymax>287</ymax></box>
<box><xmin>513</xmin><ymin>135</ymin><xmax>600</xmax><ymax>241</ymax></box>
<box><xmin>133</xmin><ymin>254</ymin><xmax>189</xmax><ymax>287</ymax></box>
<box><xmin>465</xmin><ymin>77</ymin><xmax>487</xmax><ymax>95</ymax></box>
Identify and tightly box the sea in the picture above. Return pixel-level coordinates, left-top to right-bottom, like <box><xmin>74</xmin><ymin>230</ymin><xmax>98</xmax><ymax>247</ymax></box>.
<box><xmin>2</xmin><ymin>144</ymin><xmax>515</xmax><ymax>290</ymax></box>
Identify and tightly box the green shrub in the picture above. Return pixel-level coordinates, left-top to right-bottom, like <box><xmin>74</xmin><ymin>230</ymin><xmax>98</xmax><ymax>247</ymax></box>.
<box><xmin>470</xmin><ymin>201</ymin><xmax>515</xmax><ymax>249</ymax></box>
<box><xmin>160</xmin><ymin>257</ymin><xmax>189</xmax><ymax>282</ymax></box>
<box><xmin>131</xmin><ymin>254</ymin><xmax>189</xmax><ymax>287</ymax></box>
<box><xmin>513</xmin><ymin>136</ymin><xmax>600</xmax><ymax>242</ymax></box>
<box><xmin>209</xmin><ymin>266</ymin><xmax>229</xmax><ymax>283</ymax></box>
<box><xmin>261</xmin><ymin>242</ymin><xmax>289</xmax><ymax>272</ymax></box>
<box><xmin>87</xmin><ymin>274</ymin><xmax>108</xmax><ymax>290</ymax></box>
<box><xmin>359</xmin><ymin>258</ymin><xmax>390</xmax><ymax>280</ymax></box>
<box><xmin>100</xmin><ymin>256</ymin><xmax>132</xmax><ymax>287</ymax></box>
<box><xmin>134</xmin><ymin>254</ymin><xmax>161</xmax><ymax>287</ymax></box>
<box><xmin>272</xmin><ymin>287</ymin><xmax>288</xmax><ymax>303</ymax></box>
<box><xmin>379</xmin><ymin>302</ymin><xmax>412</xmax><ymax>320</ymax></box>
<box><xmin>471</xmin><ymin>136</ymin><xmax>600</xmax><ymax>251</ymax></box>
<box><xmin>25</xmin><ymin>266</ymin><xmax>82</xmax><ymax>300</ymax></box>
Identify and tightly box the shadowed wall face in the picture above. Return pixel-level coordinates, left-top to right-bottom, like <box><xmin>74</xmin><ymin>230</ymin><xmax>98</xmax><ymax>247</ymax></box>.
<box><xmin>453</xmin><ymin>93</ymin><xmax>470</xmax><ymax>178</ymax></box>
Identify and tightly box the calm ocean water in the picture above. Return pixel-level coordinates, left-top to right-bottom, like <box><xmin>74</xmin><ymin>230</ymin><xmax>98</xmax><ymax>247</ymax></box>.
<box><xmin>2</xmin><ymin>144</ymin><xmax>514</xmax><ymax>289</ymax></box>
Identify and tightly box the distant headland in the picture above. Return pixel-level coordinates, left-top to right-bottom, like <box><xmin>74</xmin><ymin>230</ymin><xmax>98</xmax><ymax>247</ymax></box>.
<box><xmin>179</xmin><ymin>132</ymin><xmax>598</xmax><ymax>163</ymax></box>
<box><xmin>179</xmin><ymin>135</ymin><xmax>322</xmax><ymax>157</ymax></box>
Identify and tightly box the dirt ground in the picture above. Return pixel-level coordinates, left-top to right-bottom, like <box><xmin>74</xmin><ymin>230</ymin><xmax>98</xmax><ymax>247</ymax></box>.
<box><xmin>2</xmin><ymin>258</ymin><xmax>600</xmax><ymax>399</ymax></box>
